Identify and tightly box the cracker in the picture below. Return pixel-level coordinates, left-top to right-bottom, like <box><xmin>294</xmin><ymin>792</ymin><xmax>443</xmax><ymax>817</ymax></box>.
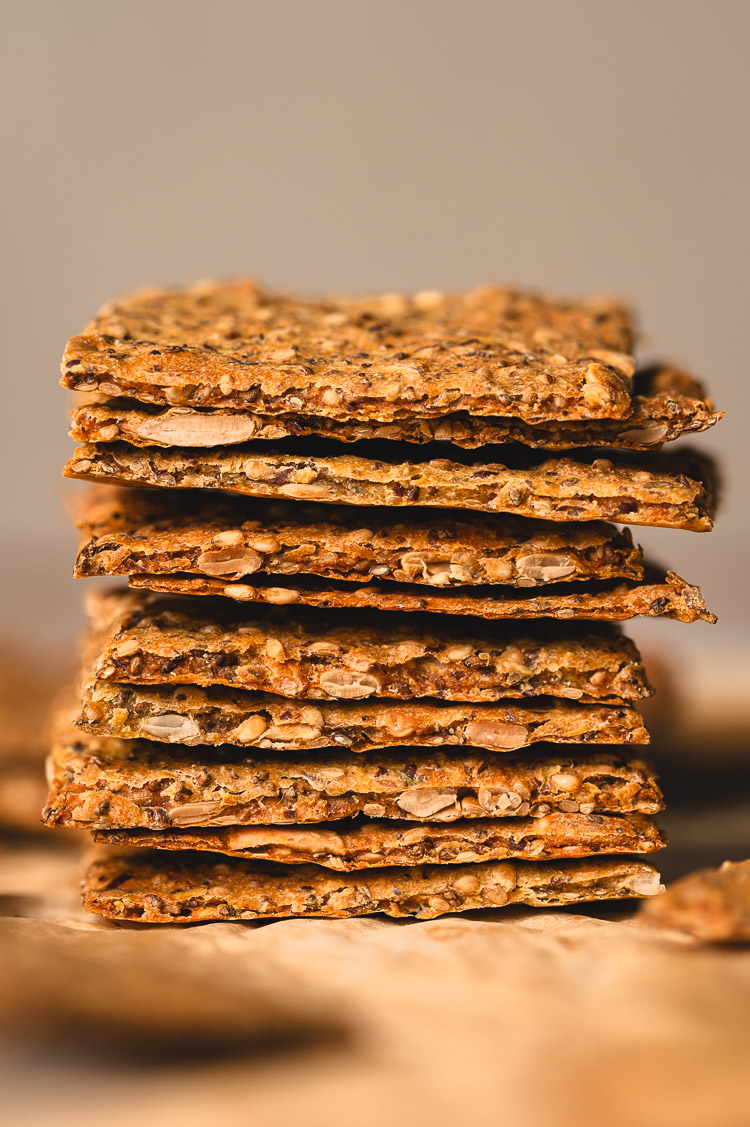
<box><xmin>42</xmin><ymin>734</ymin><xmax>663</xmax><ymax>830</ymax></box>
<box><xmin>60</xmin><ymin>280</ymin><xmax>634</xmax><ymax>423</ymax></box>
<box><xmin>81</xmin><ymin>849</ymin><xmax>663</xmax><ymax>921</ymax></box>
<box><xmin>78</xmin><ymin>680</ymin><xmax>650</xmax><ymax>750</ymax></box>
<box><xmin>89</xmin><ymin>589</ymin><xmax>652</xmax><ymax>703</ymax></box>
<box><xmin>74</xmin><ymin>485</ymin><xmax>644</xmax><ymax>588</ymax></box>
<box><xmin>70</xmin><ymin>366</ymin><xmax>722</xmax><ymax>451</ymax></box>
<box><xmin>94</xmin><ymin>812</ymin><xmax>665</xmax><ymax>869</ymax></box>
<box><xmin>640</xmin><ymin>860</ymin><xmax>750</xmax><ymax>942</ymax></box>
<box><xmin>127</xmin><ymin>569</ymin><xmax>716</xmax><ymax>625</ymax></box>
<box><xmin>64</xmin><ymin>442</ymin><xmax>715</xmax><ymax>531</ymax></box>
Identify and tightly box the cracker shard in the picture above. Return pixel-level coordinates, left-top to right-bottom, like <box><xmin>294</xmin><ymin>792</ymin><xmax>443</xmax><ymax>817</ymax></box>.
<box><xmin>63</xmin><ymin>442</ymin><xmax>716</xmax><ymax>532</ymax></box>
<box><xmin>60</xmin><ymin>280</ymin><xmax>635</xmax><ymax>423</ymax></box>
<box><xmin>640</xmin><ymin>860</ymin><xmax>750</xmax><ymax>942</ymax></box>
<box><xmin>82</xmin><ymin>849</ymin><xmax>664</xmax><ymax>922</ymax></box>
<box><xmin>93</xmin><ymin>811</ymin><xmax>666</xmax><ymax>870</ymax></box>
<box><xmin>87</xmin><ymin>589</ymin><xmax>652</xmax><ymax>704</ymax></box>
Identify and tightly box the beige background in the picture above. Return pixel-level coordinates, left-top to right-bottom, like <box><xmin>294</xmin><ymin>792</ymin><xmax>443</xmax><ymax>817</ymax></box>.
<box><xmin>0</xmin><ymin>0</ymin><xmax>747</xmax><ymax>694</ymax></box>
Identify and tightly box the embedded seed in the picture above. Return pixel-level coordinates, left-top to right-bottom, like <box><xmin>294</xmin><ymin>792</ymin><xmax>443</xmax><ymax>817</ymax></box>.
<box><xmin>169</xmin><ymin>801</ymin><xmax>223</xmax><ymax>826</ymax></box>
<box><xmin>197</xmin><ymin>548</ymin><xmax>263</xmax><ymax>577</ymax></box>
<box><xmin>140</xmin><ymin>714</ymin><xmax>200</xmax><ymax>741</ymax></box>
<box><xmin>515</xmin><ymin>553</ymin><xmax>577</xmax><ymax>582</ymax></box>
<box><xmin>245</xmin><ymin>534</ymin><xmax>281</xmax><ymax>553</ymax></box>
<box><xmin>452</xmin><ymin>873</ymin><xmax>480</xmax><ymax>894</ymax></box>
<box><xmin>396</xmin><ymin>788</ymin><xmax>457</xmax><ymax>817</ymax></box>
<box><xmin>319</xmin><ymin>670</ymin><xmax>381</xmax><ymax>699</ymax></box>
<box><xmin>464</xmin><ymin>720</ymin><xmax>528</xmax><ymax>750</ymax></box>
<box><xmin>234</xmin><ymin>715</ymin><xmax>268</xmax><ymax>742</ymax></box>
<box><xmin>265</xmin><ymin>639</ymin><xmax>285</xmax><ymax>661</ymax></box>
<box><xmin>212</xmin><ymin>530</ymin><xmax>244</xmax><ymax>548</ymax></box>
<box><xmin>263</xmin><ymin>587</ymin><xmax>300</xmax><ymax>605</ymax></box>
<box><xmin>550</xmin><ymin>772</ymin><xmax>581</xmax><ymax>793</ymax></box>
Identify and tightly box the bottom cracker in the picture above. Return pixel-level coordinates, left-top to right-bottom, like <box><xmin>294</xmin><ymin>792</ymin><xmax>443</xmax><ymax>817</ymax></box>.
<box><xmin>95</xmin><ymin>812</ymin><xmax>665</xmax><ymax>870</ymax></box>
<box><xmin>82</xmin><ymin>850</ymin><xmax>663</xmax><ymax>922</ymax></box>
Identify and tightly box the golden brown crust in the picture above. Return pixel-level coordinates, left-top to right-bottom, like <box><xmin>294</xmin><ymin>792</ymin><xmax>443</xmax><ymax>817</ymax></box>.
<box><xmin>77</xmin><ymin>679</ymin><xmax>650</xmax><ymax>750</ymax></box>
<box><xmin>60</xmin><ymin>280</ymin><xmax>634</xmax><ymax>424</ymax></box>
<box><xmin>81</xmin><ymin>849</ymin><xmax>663</xmax><ymax>921</ymax></box>
<box><xmin>127</xmin><ymin>569</ymin><xmax>716</xmax><ymax>625</ymax></box>
<box><xmin>640</xmin><ymin>860</ymin><xmax>750</xmax><ymax>942</ymax></box>
<box><xmin>94</xmin><ymin>812</ymin><xmax>665</xmax><ymax>869</ymax></box>
<box><xmin>88</xmin><ymin>589</ymin><xmax>652</xmax><ymax>703</ymax></box>
<box><xmin>74</xmin><ymin>486</ymin><xmax>644</xmax><ymax>589</ymax></box>
<box><xmin>63</xmin><ymin>442</ymin><xmax>715</xmax><ymax>532</ymax></box>
<box><xmin>43</xmin><ymin>733</ymin><xmax>664</xmax><ymax>830</ymax></box>
<box><xmin>70</xmin><ymin>366</ymin><xmax>722</xmax><ymax>451</ymax></box>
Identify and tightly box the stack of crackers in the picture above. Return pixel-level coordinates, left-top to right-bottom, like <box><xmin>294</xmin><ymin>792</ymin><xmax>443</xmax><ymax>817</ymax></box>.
<box><xmin>44</xmin><ymin>281</ymin><xmax>721</xmax><ymax>922</ymax></box>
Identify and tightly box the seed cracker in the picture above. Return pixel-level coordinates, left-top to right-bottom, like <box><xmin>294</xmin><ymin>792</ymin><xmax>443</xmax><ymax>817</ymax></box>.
<box><xmin>42</xmin><ymin>734</ymin><xmax>663</xmax><ymax>830</ymax></box>
<box><xmin>127</xmin><ymin>569</ymin><xmax>716</xmax><ymax>624</ymax></box>
<box><xmin>60</xmin><ymin>279</ymin><xmax>635</xmax><ymax>424</ymax></box>
<box><xmin>81</xmin><ymin>849</ymin><xmax>664</xmax><ymax>921</ymax></box>
<box><xmin>64</xmin><ymin>442</ymin><xmax>715</xmax><ymax>531</ymax></box>
<box><xmin>74</xmin><ymin>485</ymin><xmax>644</xmax><ymax>589</ymax></box>
<box><xmin>88</xmin><ymin>589</ymin><xmax>652</xmax><ymax>703</ymax></box>
<box><xmin>70</xmin><ymin>365</ymin><xmax>722</xmax><ymax>451</ymax></box>
<box><xmin>640</xmin><ymin>860</ymin><xmax>750</xmax><ymax>942</ymax></box>
<box><xmin>78</xmin><ymin>680</ymin><xmax>649</xmax><ymax>750</ymax></box>
<box><xmin>94</xmin><ymin>812</ymin><xmax>665</xmax><ymax>869</ymax></box>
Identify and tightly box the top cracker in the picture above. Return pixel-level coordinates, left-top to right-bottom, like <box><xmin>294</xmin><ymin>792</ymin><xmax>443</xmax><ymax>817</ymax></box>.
<box><xmin>61</xmin><ymin>279</ymin><xmax>635</xmax><ymax>424</ymax></box>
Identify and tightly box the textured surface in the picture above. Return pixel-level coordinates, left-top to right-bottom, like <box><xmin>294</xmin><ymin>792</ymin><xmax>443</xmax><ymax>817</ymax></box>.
<box><xmin>94</xmin><ymin>812</ymin><xmax>665</xmax><ymax>869</ymax></box>
<box><xmin>82</xmin><ymin>848</ymin><xmax>662</xmax><ymax>921</ymax></box>
<box><xmin>70</xmin><ymin>365</ymin><xmax>722</xmax><ymax>451</ymax></box>
<box><xmin>88</xmin><ymin>589</ymin><xmax>652</xmax><ymax>703</ymax></box>
<box><xmin>64</xmin><ymin>442</ymin><xmax>716</xmax><ymax>531</ymax></box>
<box><xmin>43</xmin><ymin>733</ymin><xmax>663</xmax><ymax>830</ymax></box>
<box><xmin>77</xmin><ymin>679</ymin><xmax>650</xmax><ymax>750</ymax></box>
<box><xmin>128</xmin><ymin>569</ymin><xmax>716</xmax><ymax>624</ymax></box>
<box><xmin>60</xmin><ymin>279</ymin><xmax>635</xmax><ymax>423</ymax></box>
<box><xmin>641</xmin><ymin>860</ymin><xmax>750</xmax><ymax>942</ymax></box>
<box><xmin>75</xmin><ymin>485</ymin><xmax>644</xmax><ymax>589</ymax></box>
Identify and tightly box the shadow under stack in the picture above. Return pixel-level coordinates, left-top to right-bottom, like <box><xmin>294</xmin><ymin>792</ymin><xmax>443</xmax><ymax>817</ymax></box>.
<box><xmin>45</xmin><ymin>280</ymin><xmax>722</xmax><ymax>922</ymax></box>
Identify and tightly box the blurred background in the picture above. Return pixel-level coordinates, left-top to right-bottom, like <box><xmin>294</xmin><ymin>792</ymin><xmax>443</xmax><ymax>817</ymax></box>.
<box><xmin>1</xmin><ymin>0</ymin><xmax>748</xmax><ymax>722</ymax></box>
<box><xmin>0</xmin><ymin>4</ymin><xmax>748</xmax><ymax>1123</ymax></box>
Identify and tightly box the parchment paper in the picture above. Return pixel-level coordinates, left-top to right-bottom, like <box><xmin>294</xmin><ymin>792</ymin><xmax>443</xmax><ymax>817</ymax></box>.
<box><xmin>1</xmin><ymin>843</ymin><xmax>748</xmax><ymax>1127</ymax></box>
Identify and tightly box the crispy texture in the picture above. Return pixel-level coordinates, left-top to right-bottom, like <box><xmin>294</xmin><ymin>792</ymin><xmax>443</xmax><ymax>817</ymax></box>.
<box><xmin>74</xmin><ymin>485</ymin><xmax>644</xmax><ymax>589</ymax></box>
<box><xmin>81</xmin><ymin>850</ymin><xmax>663</xmax><ymax>921</ymax></box>
<box><xmin>640</xmin><ymin>860</ymin><xmax>750</xmax><ymax>942</ymax></box>
<box><xmin>64</xmin><ymin>442</ymin><xmax>715</xmax><ymax>531</ymax></box>
<box><xmin>128</xmin><ymin>569</ymin><xmax>716</xmax><ymax>625</ymax></box>
<box><xmin>60</xmin><ymin>280</ymin><xmax>635</xmax><ymax>424</ymax></box>
<box><xmin>78</xmin><ymin>679</ymin><xmax>650</xmax><ymax>750</ymax></box>
<box><xmin>70</xmin><ymin>366</ymin><xmax>722</xmax><ymax>451</ymax></box>
<box><xmin>89</xmin><ymin>589</ymin><xmax>652</xmax><ymax>703</ymax></box>
<box><xmin>43</xmin><ymin>733</ymin><xmax>664</xmax><ymax>830</ymax></box>
<box><xmin>94</xmin><ymin>812</ymin><xmax>666</xmax><ymax>869</ymax></box>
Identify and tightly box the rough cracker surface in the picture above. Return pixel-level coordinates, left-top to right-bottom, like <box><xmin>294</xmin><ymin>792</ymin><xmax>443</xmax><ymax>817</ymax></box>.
<box><xmin>81</xmin><ymin>849</ymin><xmax>663</xmax><ymax>921</ymax></box>
<box><xmin>77</xmin><ymin>679</ymin><xmax>650</xmax><ymax>750</ymax></box>
<box><xmin>70</xmin><ymin>366</ymin><xmax>722</xmax><ymax>451</ymax></box>
<box><xmin>64</xmin><ymin>442</ymin><xmax>715</xmax><ymax>531</ymax></box>
<box><xmin>88</xmin><ymin>589</ymin><xmax>652</xmax><ymax>703</ymax></box>
<box><xmin>127</xmin><ymin>569</ymin><xmax>716</xmax><ymax>624</ymax></box>
<box><xmin>74</xmin><ymin>486</ymin><xmax>644</xmax><ymax>589</ymax></box>
<box><xmin>60</xmin><ymin>279</ymin><xmax>635</xmax><ymax>423</ymax></box>
<box><xmin>640</xmin><ymin>860</ymin><xmax>750</xmax><ymax>942</ymax></box>
<box><xmin>43</xmin><ymin>734</ymin><xmax>663</xmax><ymax>830</ymax></box>
<box><xmin>94</xmin><ymin>812</ymin><xmax>665</xmax><ymax>869</ymax></box>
